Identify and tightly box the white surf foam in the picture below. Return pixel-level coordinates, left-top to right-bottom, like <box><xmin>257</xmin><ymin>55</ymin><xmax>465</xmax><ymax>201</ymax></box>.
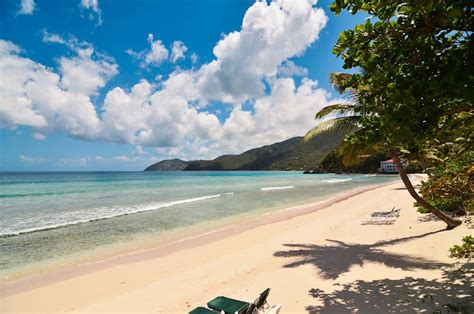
<box><xmin>0</xmin><ymin>194</ymin><xmax>223</xmax><ymax>237</ymax></box>
<box><xmin>321</xmin><ymin>178</ymin><xmax>353</xmax><ymax>183</ymax></box>
<box><xmin>260</xmin><ymin>186</ymin><xmax>295</xmax><ymax>191</ymax></box>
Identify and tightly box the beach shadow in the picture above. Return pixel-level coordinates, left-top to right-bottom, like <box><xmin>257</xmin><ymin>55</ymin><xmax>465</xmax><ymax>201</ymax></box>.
<box><xmin>273</xmin><ymin>230</ymin><xmax>447</xmax><ymax>280</ymax></box>
<box><xmin>305</xmin><ymin>263</ymin><xmax>474</xmax><ymax>313</ymax></box>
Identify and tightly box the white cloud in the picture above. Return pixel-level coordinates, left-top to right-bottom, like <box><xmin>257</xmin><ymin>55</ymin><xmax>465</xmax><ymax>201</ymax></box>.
<box><xmin>80</xmin><ymin>0</ymin><xmax>102</xmax><ymax>25</ymax></box>
<box><xmin>59</xmin><ymin>47</ymin><xmax>117</xmax><ymax>95</ymax></box>
<box><xmin>100</xmin><ymin>76</ymin><xmax>220</xmax><ymax>147</ymax></box>
<box><xmin>0</xmin><ymin>38</ymin><xmax>117</xmax><ymax>139</ymax></box>
<box><xmin>277</xmin><ymin>60</ymin><xmax>308</xmax><ymax>77</ymax></box>
<box><xmin>3</xmin><ymin>0</ymin><xmax>333</xmax><ymax>162</ymax></box>
<box><xmin>196</xmin><ymin>0</ymin><xmax>327</xmax><ymax>104</ymax></box>
<box><xmin>18</xmin><ymin>0</ymin><xmax>35</xmax><ymax>15</ymax></box>
<box><xmin>127</xmin><ymin>34</ymin><xmax>169</xmax><ymax>68</ymax></box>
<box><xmin>80</xmin><ymin>0</ymin><xmax>99</xmax><ymax>12</ymax></box>
<box><xmin>113</xmin><ymin>155</ymin><xmax>130</xmax><ymax>161</ymax></box>
<box><xmin>98</xmin><ymin>75</ymin><xmax>334</xmax><ymax>160</ymax></box>
<box><xmin>20</xmin><ymin>154</ymin><xmax>47</xmax><ymax>163</ymax></box>
<box><xmin>146</xmin><ymin>34</ymin><xmax>168</xmax><ymax>66</ymax></box>
<box><xmin>18</xmin><ymin>153</ymin><xmax>158</xmax><ymax>169</ymax></box>
<box><xmin>42</xmin><ymin>31</ymin><xmax>67</xmax><ymax>45</ymax></box>
<box><xmin>170</xmin><ymin>41</ymin><xmax>188</xmax><ymax>63</ymax></box>
<box><xmin>32</xmin><ymin>132</ymin><xmax>46</xmax><ymax>140</ymax></box>
<box><xmin>133</xmin><ymin>145</ymin><xmax>147</xmax><ymax>156</ymax></box>
<box><xmin>219</xmin><ymin>77</ymin><xmax>333</xmax><ymax>152</ymax></box>
<box><xmin>57</xmin><ymin>157</ymin><xmax>89</xmax><ymax>167</ymax></box>
<box><xmin>41</xmin><ymin>32</ymin><xmax>118</xmax><ymax>95</ymax></box>
<box><xmin>190</xmin><ymin>53</ymin><xmax>199</xmax><ymax>64</ymax></box>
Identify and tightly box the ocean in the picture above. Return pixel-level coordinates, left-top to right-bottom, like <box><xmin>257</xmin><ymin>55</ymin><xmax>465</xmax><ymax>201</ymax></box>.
<box><xmin>0</xmin><ymin>171</ymin><xmax>397</xmax><ymax>279</ymax></box>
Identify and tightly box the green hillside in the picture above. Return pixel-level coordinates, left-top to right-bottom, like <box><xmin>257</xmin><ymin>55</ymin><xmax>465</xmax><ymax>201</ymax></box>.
<box><xmin>145</xmin><ymin>129</ymin><xmax>347</xmax><ymax>171</ymax></box>
<box><xmin>144</xmin><ymin>159</ymin><xmax>189</xmax><ymax>171</ymax></box>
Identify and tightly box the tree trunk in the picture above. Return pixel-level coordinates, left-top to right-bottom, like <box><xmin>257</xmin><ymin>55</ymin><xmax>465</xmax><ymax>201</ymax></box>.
<box><xmin>390</xmin><ymin>152</ymin><xmax>462</xmax><ymax>230</ymax></box>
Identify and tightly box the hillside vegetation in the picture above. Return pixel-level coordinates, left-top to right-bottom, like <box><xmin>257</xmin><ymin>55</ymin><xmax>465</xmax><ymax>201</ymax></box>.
<box><xmin>145</xmin><ymin>129</ymin><xmax>347</xmax><ymax>171</ymax></box>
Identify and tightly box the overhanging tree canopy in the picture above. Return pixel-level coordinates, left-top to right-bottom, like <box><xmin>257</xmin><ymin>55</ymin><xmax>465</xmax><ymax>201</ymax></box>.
<box><xmin>306</xmin><ymin>0</ymin><xmax>473</xmax><ymax>229</ymax></box>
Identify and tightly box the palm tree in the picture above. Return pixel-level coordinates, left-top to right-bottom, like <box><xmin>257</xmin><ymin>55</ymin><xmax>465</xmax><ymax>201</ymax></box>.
<box><xmin>305</xmin><ymin>72</ymin><xmax>461</xmax><ymax>229</ymax></box>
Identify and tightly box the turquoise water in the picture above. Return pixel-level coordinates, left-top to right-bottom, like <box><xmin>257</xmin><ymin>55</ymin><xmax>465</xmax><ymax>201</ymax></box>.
<box><xmin>0</xmin><ymin>171</ymin><xmax>397</xmax><ymax>278</ymax></box>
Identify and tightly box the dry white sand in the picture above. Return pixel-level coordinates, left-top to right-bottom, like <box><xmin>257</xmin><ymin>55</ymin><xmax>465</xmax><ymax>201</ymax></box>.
<box><xmin>1</xmin><ymin>179</ymin><xmax>472</xmax><ymax>313</ymax></box>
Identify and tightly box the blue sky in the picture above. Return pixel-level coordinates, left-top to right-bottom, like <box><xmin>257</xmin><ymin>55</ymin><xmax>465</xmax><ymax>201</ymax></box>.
<box><xmin>0</xmin><ymin>0</ymin><xmax>365</xmax><ymax>171</ymax></box>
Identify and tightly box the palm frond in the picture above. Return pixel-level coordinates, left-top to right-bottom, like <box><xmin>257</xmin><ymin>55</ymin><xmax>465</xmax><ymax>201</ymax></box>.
<box><xmin>337</xmin><ymin>139</ymin><xmax>364</xmax><ymax>165</ymax></box>
<box><xmin>315</xmin><ymin>103</ymin><xmax>356</xmax><ymax>119</ymax></box>
<box><xmin>337</xmin><ymin>137</ymin><xmax>381</xmax><ymax>166</ymax></box>
<box><xmin>303</xmin><ymin>116</ymin><xmax>360</xmax><ymax>143</ymax></box>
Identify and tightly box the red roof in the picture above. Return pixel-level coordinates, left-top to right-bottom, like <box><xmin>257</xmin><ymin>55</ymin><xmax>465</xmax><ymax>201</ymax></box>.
<box><xmin>381</xmin><ymin>159</ymin><xmax>394</xmax><ymax>163</ymax></box>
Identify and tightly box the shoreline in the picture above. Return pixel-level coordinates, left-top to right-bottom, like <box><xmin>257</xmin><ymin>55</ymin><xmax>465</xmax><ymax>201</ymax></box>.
<box><xmin>1</xmin><ymin>178</ymin><xmax>470</xmax><ymax>313</ymax></box>
<box><xmin>1</xmin><ymin>180</ymin><xmax>396</xmax><ymax>297</ymax></box>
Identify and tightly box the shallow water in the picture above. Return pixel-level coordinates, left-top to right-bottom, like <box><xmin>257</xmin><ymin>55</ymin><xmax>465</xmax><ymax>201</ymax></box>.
<box><xmin>0</xmin><ymin>171</ymin><xmax>397</xmax><ymax>279</ymax></box>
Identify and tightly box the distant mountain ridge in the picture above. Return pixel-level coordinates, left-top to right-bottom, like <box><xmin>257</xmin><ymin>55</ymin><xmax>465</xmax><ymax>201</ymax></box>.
<box><xmin>144</xmin><ymin>129</ymin><xmax>347</xmax><ymax>171</ymax></box>
<box><xmin>145</xmin><ymin>159</ymin><xmax>189</xmax><ymax>171</ymax></box>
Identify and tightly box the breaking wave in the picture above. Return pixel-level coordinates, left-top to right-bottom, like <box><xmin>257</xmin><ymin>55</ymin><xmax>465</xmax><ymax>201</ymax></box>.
<box><xmin>260</xmin><ymin>186</ymin><xmax>295</xmax><ymax>191</ymax></box>
<box><xmin>0</xmin><ymin>194</ymin><xmax>224</xmax><ymax>237</ymax></box>
<box><xmin>321</xmin><ymin>178</ymin><xmax>353</xmax><ymax>183</ymax></box>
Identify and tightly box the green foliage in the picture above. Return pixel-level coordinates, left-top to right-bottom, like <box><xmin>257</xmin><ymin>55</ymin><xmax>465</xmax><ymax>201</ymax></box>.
<box><xmin>314</xmin><ymin>104</ymin><xmax>355</xmax><ymax>119</ymax></box>
<box><xmin>328</xmin><ymin>0</ymin><xmax>473</xmax><ymax>159</ymax></box>
<box><xmin>303</xmin><ymin>117</ymin><xmax>359</xmax><ymax>143</ymax></box>
<box><xmin>309</xmin><ymin>0</ymin><xmax>472</xmax><ymax>227</ymax></box>
<box><xmin>449</xmin><ymin>236</ymin><xmax>474</xmax><ymax>259</ymax></box>
<box><xmin>320</xmin><ymin>151</ymin><xmax>390</xmax><ymax>173</ymax></box>
<box><xmin>176</xmin><ymin>129</ymin><xmax>348</xmax><ymax>171</ymax></box>
<box><xmin>418</xmin><ymin>151</ymin><xmax>474</xmax><ymax>213</ymax></box>
<box><xmin>144</xmin><ymin>159</ymin><xmax>189</xmax><ymax>171</ymax></box>
<box><xmin>420</xmin><ymin>111</ymin><xmax>474</xmax><ymax>167</ymax></box>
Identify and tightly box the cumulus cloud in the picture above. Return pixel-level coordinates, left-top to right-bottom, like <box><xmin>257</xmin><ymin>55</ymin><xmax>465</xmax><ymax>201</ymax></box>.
<box><xmin>81</xmin><ymin>0</ymin><xmax>99</xmax><ymax>12</ymax></box>
<box><xmin>18</xmin><ymin>153</ymin><xmax>157</xmax><ymax>168</ymax></box>
<box><xmin>20</xmin><ymin>154</ymin><xmax>47</xmax><ymax>163</ymax></box>
<box><xmin>3</xmin><ymin>0</ymin><xmax>332</xmax><ymax>161</ymax></box>
<box><xmin>190</xmin><ymin>53</ymin><xmax>199</xmax><ymax>64</ymax></box>
<box><xmin>145</xmin><ymin>34</ymin><xmax>168</xmax><ymax>66</ymax></box>
<box><xmin>100</xmin><ymin>76</ymin><xmax>220</xmax><ymax>147</ymax></box>
<box><xmin>196</xmin><ymin>0</ymin><xmax>327</xmax><ymax>104</ymax></box>
<box><xmin>113</xmin><ymin>155</ymin><xmax>129</xmax><ymax>161</ymax></box>
<box><xmin>18</xmin><ymin>0</ymin><xmax>35</xmax><ymax>15</ymax></box>
<box><xmin>133</xmin><ymin>145</ymin><xmax>147</xmax><ymax>156</ymax></box>
<box><xmin>41</xmin><ymin>32</ymin><xmax>118</xmax><ymax>96</ymax></box>
<box><xmin>59</xmin><ymin>47</ymin><xmax>117</xmax><ymax>95</ymax></box>
<box><xmin>42</xmin><ymin>31</ymin><xmax>67</xmax><ymax>45</ymax></box>
<box><xmin>277</xmin><ymin>60</ymin><xmax>308</xmax><ymax>77</ymax></box>
<box><xmin>0</xmin><ymin>38</ymin><xmax>117</xmax><ymax>139</ymax></box>
<box><xmin>127</xmin><ymin>34</ymin><xmax>169</xmax><ymax>68</ymax></box>
<box><xmin>170</xmin><ymin>41</ymin><xmax>188</xmax><ymax>63</ymax></box>
<box><xmin>80</xmin><ymin>0</ymin><xmax>102</xmax><ymax>25</ymax></box>
<box><xmin>32</xmin><ymin>132</ymin><xmax>46</xmax><ymax>140</ymax></box>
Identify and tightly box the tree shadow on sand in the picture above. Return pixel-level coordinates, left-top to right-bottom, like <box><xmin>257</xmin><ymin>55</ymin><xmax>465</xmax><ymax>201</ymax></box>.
<box><xmin>306</xmin><ymin>263</ymin><xmax>473</xmax><ymax>313</ymax></box>
<box><xmin>273</xmin><ymin>230</ymin><xmax>448</xmax><ymax>280</ymax></box>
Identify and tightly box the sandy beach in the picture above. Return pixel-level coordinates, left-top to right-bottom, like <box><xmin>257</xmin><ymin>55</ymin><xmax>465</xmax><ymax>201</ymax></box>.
<box><xmin>1</xmin><ymin>178</ymin><xmax>472</xmax><ymax>313</ymax></box>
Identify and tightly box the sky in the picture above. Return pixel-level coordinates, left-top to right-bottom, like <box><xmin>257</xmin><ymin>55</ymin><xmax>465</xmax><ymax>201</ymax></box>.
<box><xmin>0</xmin><ymin>0</ymin><xmax>365</xmax><ymax>171</ymax></box>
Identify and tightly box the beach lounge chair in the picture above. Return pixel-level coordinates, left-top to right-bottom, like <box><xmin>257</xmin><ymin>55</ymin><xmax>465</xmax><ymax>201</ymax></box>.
<box><xmin>207</xmin><ymin>288</ymin><xmax>271</xmax><ymax>314</ymax></box>
<box><xmin>362</xmin><ymin>208</ymin><xmax>401</xmax><ymax>225</ymax></box>
<box><xmin>371</xmin><ymin>207</ymin><xmax>400</xmax><ymax>218</ymax></box>
<box><xmin>189</xmin><ymin>306</ymin><xmax>221</xmax><ymax>314</ymax></box>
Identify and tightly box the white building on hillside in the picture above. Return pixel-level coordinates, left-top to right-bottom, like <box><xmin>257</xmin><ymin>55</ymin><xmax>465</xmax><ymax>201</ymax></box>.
<box><xmin>379</xmin><ymin>159</ymin><xmax>398</xmax><ymax>173</ymax></box>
